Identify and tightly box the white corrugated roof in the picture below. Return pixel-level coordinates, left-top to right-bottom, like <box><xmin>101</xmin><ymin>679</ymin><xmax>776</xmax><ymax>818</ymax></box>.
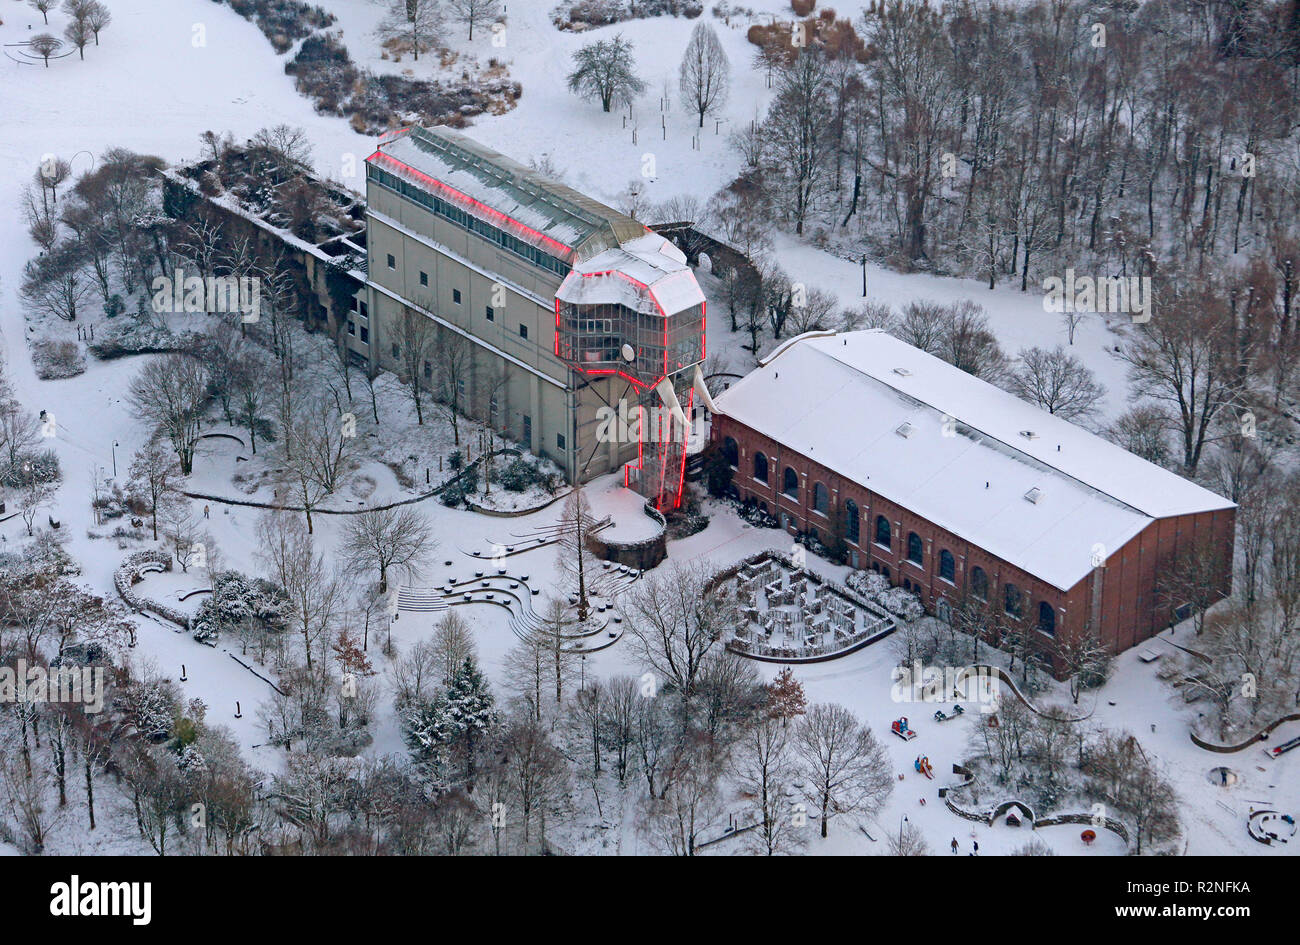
<box><xmin>714</xmin><ymin>330</ymin><xmax>1234</xmax><ymax>591</ymax></box>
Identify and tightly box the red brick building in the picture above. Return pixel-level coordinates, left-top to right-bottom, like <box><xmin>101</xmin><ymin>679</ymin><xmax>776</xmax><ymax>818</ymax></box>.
<box><xmin>710</xmin><ymin>330</ymin><xmax>1236</xmax><ymax>674</ymax></box>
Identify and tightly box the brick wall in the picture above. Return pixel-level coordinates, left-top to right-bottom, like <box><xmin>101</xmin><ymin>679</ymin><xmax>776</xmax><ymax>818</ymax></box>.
<box><xmin>711</xmin><ymin>414</ymin><xmax>1235</xmax><ymax>675</ymax></box>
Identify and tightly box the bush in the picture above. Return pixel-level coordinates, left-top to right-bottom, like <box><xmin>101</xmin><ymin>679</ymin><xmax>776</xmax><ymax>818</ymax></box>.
<box><xmin>790</xmin><ymin>0</ymin><xmax>815</xmax><ymax>15</ymax></box>
<box><xmin>30</xmin><ymin>339</ymin><xmax>86</xmax><ymax>379</ymax></box>
<box><xmin>500</xmin><ymin>457</ymin><xmax>543</xmax><ymax>492</ymax></box>
<box><xmin>3</xmin><ymin>448</ymin><xmax>62</xmax><ymax>488</ymax></box>
<box><xmin>191</xmin><ymin>570</ymin><xmax>291</xmax><ymax>644</ymax></box>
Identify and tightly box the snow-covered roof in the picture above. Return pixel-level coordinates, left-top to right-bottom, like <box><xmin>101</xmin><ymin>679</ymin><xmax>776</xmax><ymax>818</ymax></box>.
<box><xmin>555</xmin><ymin>233</ymin><xmax>706</xmax><ymax>317</ymax></box>
<box><xmin>368</xmin><ymin>127</ymin><xmax>646</xmax><ymax>259</ymax></box>
<box><xmin>714</xmin><ymin>330</ymin><xmax>1235</xmax><ymax>592</ymax></box>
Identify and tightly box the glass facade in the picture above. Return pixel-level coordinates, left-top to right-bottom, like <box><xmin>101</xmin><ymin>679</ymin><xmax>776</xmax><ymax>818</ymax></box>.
<box><xmin>556</xmin><ymin>299</ymin><xmax>704</xmax><ymax>387</ymax></box>
<box><xmin>368</xmin><ymin>165</ymin><xmax>572</xmax><ymax>277</ymax></box>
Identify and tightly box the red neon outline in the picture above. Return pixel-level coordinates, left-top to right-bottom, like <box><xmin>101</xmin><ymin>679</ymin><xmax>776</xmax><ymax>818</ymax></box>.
<box><xmin>367</xmin><ymin>150</ymin><xmax>577</xmax><ymax>261</ymax></box>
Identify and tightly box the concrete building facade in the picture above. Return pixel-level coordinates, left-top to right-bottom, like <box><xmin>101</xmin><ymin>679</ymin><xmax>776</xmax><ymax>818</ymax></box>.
<box><xmin>359</xmin><ymin>126</ymin><xmax>704</xmax><ymax>506</ymax></box>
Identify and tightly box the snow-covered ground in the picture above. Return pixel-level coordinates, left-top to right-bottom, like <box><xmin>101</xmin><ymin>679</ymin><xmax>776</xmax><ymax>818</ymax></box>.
<box><xmin>1</xmin><ymin>0</ymin><xmax>1292</xmax><ymax>858</ymax></box>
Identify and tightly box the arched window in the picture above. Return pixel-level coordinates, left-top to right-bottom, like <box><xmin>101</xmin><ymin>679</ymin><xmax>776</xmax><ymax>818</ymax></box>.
<box><xmin>881</xmin><ymin>565</ymin><xmax>891</xmax><ymax>581</ymax></box>
<box><xmin>845</xmin><ymin>500</ymin><xmax>860</xmax><ymax>543</ymax></box>
<box><xmin>907</xmin><ymin>532</ymin><xmax>923</xmax><ymax>565</ymax></box>
<box><xmin>939</xmin><ymin>550</ymin><xmax>956</xmax><ymax>582</ymax></box>
<box><xmin>753</xmin><ymin>452</ymin><xmax>768</xmax><ymax>483</ymax></box>
<box><xmin>813</xmin><ymin>482</ymin><xmax>829</xmax><ymax>514</ymax></box>
<box><xmin>875</xmin><ymin>515</ymin><xmax>891</xmax><ymax>548</ymax></box>
<box><xmin>783</xmin><ymin>467</ymin><xmax>799</xmax><ymax>498</ymax></box>
<box><xmin>722</xmin><ymin>436</ymin><xmax>739</xmax><ymax>468</ymax></box>
<box><xmin>1004</xmin><ymin>583</ymin><xmax>1023</xmax><ymax>619</ymax></box>
<box><xmin>1038</xmin><ymin>601</ymin><xmax>1056</xmax><ymax>636</ymax></box>
<box><xmin>971</xmin><ymin>567</ymin><xmax>988</xmax><ymax>601</ymax></box>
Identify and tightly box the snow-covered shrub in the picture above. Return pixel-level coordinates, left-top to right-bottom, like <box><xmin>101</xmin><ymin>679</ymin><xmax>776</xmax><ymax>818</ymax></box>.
<box><xmin>1</xmin><ymin>447</ymin><xmax>61</xmax><ymax>488</ymax></box>
<box><xmin>500</xmin><ymin>457</ymin><xmax>544</xmax><ymax>493</ymax></box>
<box><xmin>30</xmin><ymin>339</ymin><xmax>86</xmax><ymax>379</ymax></box>
<box><xmin>0</xmin><ymin>531</ymin><xmax>77</xmax><ymax>579</ymax></box>
<box><xmin>191</xmin><ymin>570</ymin><xmax>291</xmax><ymax>644</ymax></box>
<box><xmin>845</xmin><ymin>568</ymin><xmax>890</xmax><ymax>599</ymax></box>
<box><xmin>875</xmin><ymin>586</ymin><xmax>924</xmax><ymax>623</ymax></box>
<box><xmin>87</xmin><ymin>321</ymin><xmax>186</xmax><ymax>360</ymax></box>
<box><xmin>121</xmin><ymin>677</ymin><xmax>181</xmax><ymax>743</ymax></box>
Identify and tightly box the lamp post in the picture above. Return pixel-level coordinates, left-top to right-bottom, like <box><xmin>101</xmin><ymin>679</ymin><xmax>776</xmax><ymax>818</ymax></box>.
<box><xmin>861</xmin><ymin>256</ymin><xmax>868</xmax><ymax>297</ymax></box>
<box><xmin>112</xmin><ymin>440</ymin><xmax>119</xmax><ymax>478</ymax></box>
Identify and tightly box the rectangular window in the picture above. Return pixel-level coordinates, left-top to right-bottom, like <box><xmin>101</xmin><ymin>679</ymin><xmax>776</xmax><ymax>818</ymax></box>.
<box><xmin>359</xmin><ymin>326</ymin><xmax>369</xmax><ymax>343</ymax></box>
<box><xmin>419</xmin><ymin>271</ymin><xmax>428</xmax><ymax>287</ymax></box>
<box><xmin>519</xmin><ymin>324</ymin><xmax>528</xmax><ymax>340</ymax></box>
<box><xmin>391</xmin><ymin>343</ymin><xmax>400</xmax><ymax>359</ymax></box>
<box><xmin>347</xmin><ymin>320</ymin><xmax>356</xmax><ymax>336</ymax></box>
<box><xmin>456</xmin><ymin>378</ymin><xmax>466</xmax><ymax>398</ymax></box>
<box><xmin>453</xmin><ymin>289</ymin><xmax>462</xmax><ymax>304</ymax></box>
<box><xmin>359</xmin><ymin>300</ymin><xmax>368</xmax><ymax>319</ymax></box>
<box><xmin>423</xmin><ymin>361</ymin><xmax>433</xmax><ymax>381</ymax></box>
<box><xmin>485</xmin><ymin>306</ymin><xmax>495</xmax><ymax>322</ymax></box>
<box><xmin>523</xmin><ymin>414</ymin><xmax>532</xmax><ymax>444</ymax></box>
<box><xmin>557</xmin><ymin>433</ymin><xmax>566</xmax><ymax>450</ymax></box>
<box><xmin>386</xmin><ymin>254</ymin><xmax>396</xmax><ymax>270</ymax></box>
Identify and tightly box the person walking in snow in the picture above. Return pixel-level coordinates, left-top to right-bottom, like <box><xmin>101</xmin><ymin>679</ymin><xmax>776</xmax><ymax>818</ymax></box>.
<box><xmin>951</xmin><ymin>837</ymin><xmax>959</xmax><ymax>854</ymax></box>
<box><xmin>972</xmin><ymin>840</ymin><xmax>979</xmax><ymax>855</ymax></box>
<box><xmin>203</xmin><ymin>505</ymin><xmax>210</xmax><ymax>519</ymax></box>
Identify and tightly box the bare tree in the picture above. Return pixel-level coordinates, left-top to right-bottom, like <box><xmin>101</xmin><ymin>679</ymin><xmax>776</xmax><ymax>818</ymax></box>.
<box><xmin>1057</xmin><ymin>625</ymin><xmax>1112</xmax><ymax>704</ymax></box>
<box><xmin>642</xmin><ymin>737</ymin><xmax>723</xmax><ymax>856</ymax></box>
<box><xmin>1007</xmin><ymin>346</ymin><xmax>1107</xmax><ymax>421</ymax></box>
<box><xmin>83</xmin><ymin>0</ymin><xmax>111</xmax><ymax>44</ymax></box>
<box><xmin>128</xmin><ymin>353</ymin><xmax>209</xmax><ymax>475</ymax></box>
<box><xmin>19</xmin><ymin>242</ymin><xmax>93</xmax><ymax>322</ymax></box>
<box><xmin>762</xmin><ymin>48</ymin><xmax>835</xmax><ymax>235</ymax></box>
<box><xmin>500</xmin><ymin>716</ymin><xmax>569</xmax><ymax>854</ymax></box>
<box><xmin>1114</xmin><ymin>286</ymin><xmax>1236</xmax><ymax>475</ymax></box>
<box><xmin>736</xmin><ymin>714</ymin><xmax>801</xmax><ymax>855</ymax></box>
<box><xmin>623</xmin><ymin>562</ymin><xmax>739</xmax><ymax>700</ymax></box>
<box><xmin>446</xmin><ymin>0</ymin><xmax>500</xmax><ymax>39</ymax></box>
<box><xmin>396</xmin><ymin>308</ymin><xmax>437</xmax><ymax>426</ymax></box>
<box><xmin>793</xmin><ymin>702</ymin><xmax>893</xmax><ymax>839</ymax></box>
<box><xmin>63</xmin><ymin>16</ymin><xmax>91</xmax><ymax>59</ymax></box>
<box><xmin>340</xmin><ymin>506</ymin><xmax>434</xmax><ymax>593</ymax></box>
<box><xmin>29</xmin><ymin>0</ymin><xmax>57</xmax><ymax>25</ymax></box>
<box><xmin>429</xmin><ymin>611</ymin><xmax>476</xmax><ymax>686</ymax></box>
<box><xmin>278</xmin><ymin>397</ymin><xmax>356</xmax><ymax>533</ymax></box>
<box><xmin>378</xmin><ymin>0</ymin><xmax>442</xmax><ymax>61</ymax></box>
<box><xmin>886</xmin><ymin>819</ymin><xmax>930</xmax><ymax>856</ymax></box>
<box><xmin>555</xmin><ymin>485</ymin><xmax>594</xmax><ymax>620</ymax></box>
<box><xmin>27</xmin><ymin>32</ymin><xmax>63</xmax><ymax>66</ymax></box>
<box><xmin>0</xmin><ymin>395</ymin><xmax>42</xmax><ymax>485</ymax></box>
<box><xmin>257</xmin><ymin>511</ymin><xmax>346</xmax><ymax>671</ymax></box>
<box><xmin>679</xmin><ymin>22</ymin><xmax>730</xmax><ymax>128</ymax></box>
<box><xmin>432</xmin><ymin>331</ymin><xmax>472</xmax><ymax>446</ymax></box>
<box><xmin>567</xmin><ymin>34</ymin><xmax>647</xmax><ymax>113</ymax></box>
<box><xmin>127</xmin><ymin>439</ymin><xmax>179</xmax><ymax>540</ymax></box>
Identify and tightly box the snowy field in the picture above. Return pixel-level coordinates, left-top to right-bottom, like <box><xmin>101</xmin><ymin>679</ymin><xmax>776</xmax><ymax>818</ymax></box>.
<box><xmin>0</xmin><ymin>0</ymin><xmax>1294</xmax><ymax>859</ymax></box>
